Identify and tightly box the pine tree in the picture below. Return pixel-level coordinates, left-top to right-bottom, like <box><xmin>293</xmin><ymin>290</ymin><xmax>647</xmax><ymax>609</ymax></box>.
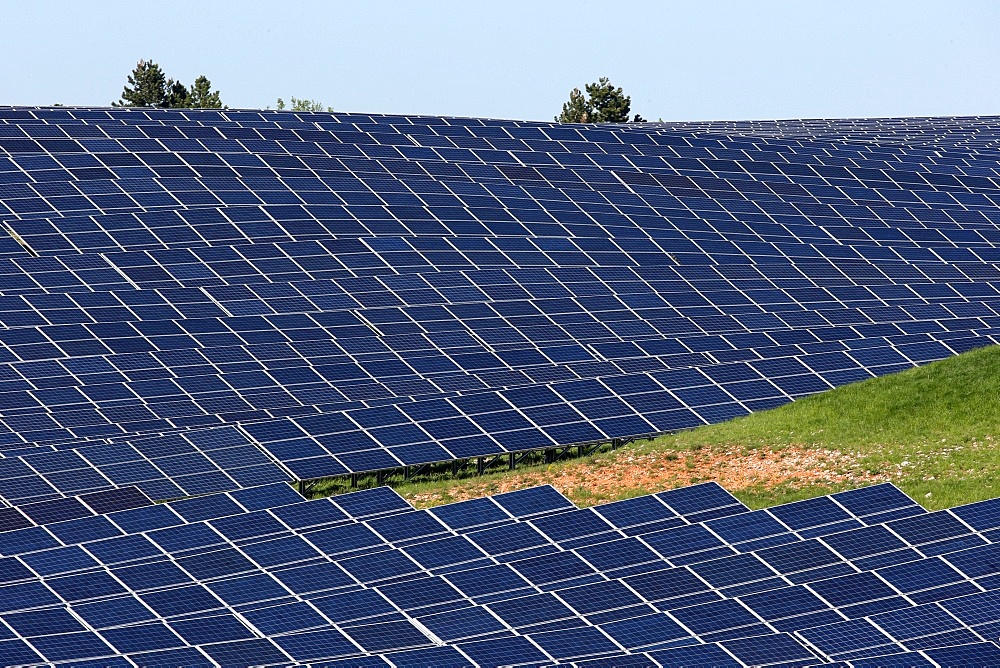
<box><xmin>114</xmin><ymin>60</ymin><xmax>168</xmax><ymax>107</ymax></box>
<box><xmin>556</xmin><ymin>77</ymin><xmax>645</xmax><ymax>124</ymax></box>
<box><xmin>166</xmin><ymin>80</ymin><xmax>189</xmax><ymax>108</ymax></box>
<box><xmin>114</xmin><ymin>61</ymin><xmax>225</xmax><ymax>108</ymax></box>
<box><xmin>586</xmin><ymin>77</ymin><xmax>631</xmax><ymax>122</ymax></box>
<box><xmin>188</xmin><ymin>76</ymin><xmax>224</xmax><ymax>108</ymax></box>
<box><xmin>556</xmin><ymin>88</ymin><xmax>590</xmax><ymax>123</ymax></box>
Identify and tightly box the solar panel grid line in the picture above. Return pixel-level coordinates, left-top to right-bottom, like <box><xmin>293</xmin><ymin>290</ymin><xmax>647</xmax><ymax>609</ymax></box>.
<box><xmin>3</xmin><ymin>516</ymin><xmax>354</xmax><ymax>588</ymax></box>
<box><xmin>13</xmin><ymin>504</ymin><xmax>556</xmax><ymax>608</ymax></box>
<box><xmin>0</xmin><ymin>312</ymin><xmax>980</xmax><ymax>375</ymax></box>
<box><xmin>0</xmin><ymin>427</ymin><xmax>292</xmax><ymax>505</ymax></box>
<box><xmin>0</xmin><ymin>144</ymin><xmax>964</xmax><ymax>176</ymax></box>
<box><xmin>0</xmin><ymin>146</ymin><xmax>967</xmax><ymax>180</ymax></box>
<box><xmin>871</xmin><ymin>604</ymin><xmax>976</xmax><ymax>650</ymax></box>
<box><xmin>0</xmin><ymin>284</ymin><xmax>976</xmax><ymax>345</ymax></box>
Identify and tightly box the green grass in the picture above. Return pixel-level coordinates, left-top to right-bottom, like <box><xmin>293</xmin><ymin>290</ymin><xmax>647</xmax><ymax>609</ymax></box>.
<box><xmin>315</xmin><ymin>345</ymin><xmax>1000</xmax><ymax>512</ymax></box>
<box><xmin>665</xmin><ymin>343</ymin><xmax>1000</xmax><ymax>509</ymax></box>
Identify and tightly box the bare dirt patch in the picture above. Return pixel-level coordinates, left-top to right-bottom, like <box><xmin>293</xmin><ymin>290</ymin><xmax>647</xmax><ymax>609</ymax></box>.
<box><xmin>404</xmin><ymin>445</ymin><xmax>887</xmax><ymax>509</ymax></box>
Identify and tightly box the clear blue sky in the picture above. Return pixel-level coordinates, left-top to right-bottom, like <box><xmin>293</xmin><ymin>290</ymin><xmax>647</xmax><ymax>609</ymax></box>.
<box><xmin>3</xmin><ymin>0</ymin><xmax>998</xmax><ymax>122</ymax></box>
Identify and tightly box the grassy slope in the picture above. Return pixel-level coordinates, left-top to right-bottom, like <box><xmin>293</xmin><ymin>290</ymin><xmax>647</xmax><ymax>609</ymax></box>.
<box><xmin>322</xmin><ymin>345</ymin><xmax>1000</xmax><ymax>511</ymax></box>
<box><xmin>667</xmin><ymin>342</ymin><xmax>1000</xmax><ymax>509</ymax></box>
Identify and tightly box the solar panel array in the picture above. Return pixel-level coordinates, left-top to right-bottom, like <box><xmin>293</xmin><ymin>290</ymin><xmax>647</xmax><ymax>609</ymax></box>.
<box><xmin>2</xmin><ymin>106</ymin><xmax>1000</xmax><ymax>663</ymax></box>
<box><xmin>1</xmin><ymin>480</ymin><xmax>1000</xmax><ymax>666</ymax></box>
<box><xmin>1</xmin><ymin>107</ymin><xmax>1000</xmax><ymax>504</ymax></box>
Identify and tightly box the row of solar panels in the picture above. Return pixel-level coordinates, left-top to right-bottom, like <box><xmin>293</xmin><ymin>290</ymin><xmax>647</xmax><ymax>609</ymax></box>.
<box><xmin>0</xmin><ymin>478</ymin><xmax>1000</xmax><ymax>666</ymax></box>
<box><xmin>1</xmin><ymin>115</ymin><xmax>992</xmax><ymax>166</ymax></box>
<box><xmin>1</xmin><ymin>119</ymin><xmax>998</xmax><ymax>215</ymax></box>
<box><xmin>5</xmin><ymin>156</ymin><xmax>1000</xmax><ymax>237</ymax></box>
<box><xmin>9</xmin><ymin>226</ymin><xmax>1000</xmax><ymax>278</ymax></box>
<box><xmin>3</xmin><ymin>152</ymin><xmax>998</xmax><ymax>213</ymax></box>
<box><xmin>1</xmin><ymin>135</ymin><xmax>993</xmax><ymax>190</ymax></box>
<box><xmin>0</xmin><ymin>277</ymin><xmax>989</xmax><ymax>402</ymax></box>
<box><xmin>0</xmin><ymin>315</ymin><xmax>981</xmax><ymax>435</ymax></box>
<box><xmin>1</xmin><ymin>106</ymin><xmax>997</xmax><ymax>159</ymax></box>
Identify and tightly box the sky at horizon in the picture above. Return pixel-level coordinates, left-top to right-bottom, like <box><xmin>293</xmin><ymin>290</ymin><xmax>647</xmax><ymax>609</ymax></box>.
<box><xmin>1</xmin><ymin>0</ymin><xmax>998</xmax><ymax>123</ymax></box>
